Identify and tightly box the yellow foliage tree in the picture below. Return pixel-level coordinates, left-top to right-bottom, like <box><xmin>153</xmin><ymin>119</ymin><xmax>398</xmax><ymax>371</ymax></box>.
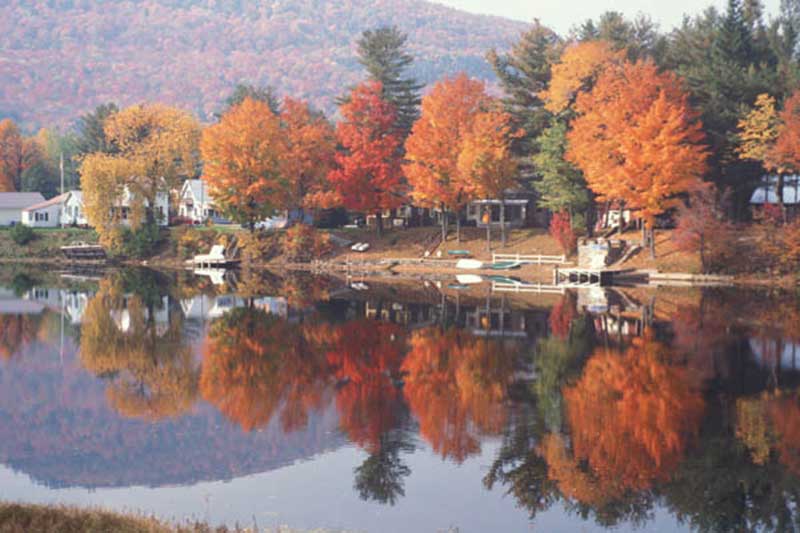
<box><xmin>80</xmin><ymin>104</ymin><xmax>200</xmax><ymax>245</ymax></box>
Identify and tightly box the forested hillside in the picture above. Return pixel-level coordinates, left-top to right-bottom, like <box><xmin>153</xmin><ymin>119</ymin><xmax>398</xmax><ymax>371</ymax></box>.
<box><xmin>0</xmin><ymin>0</ymin><xmax>528</xmax><ymax>129</ymax></box>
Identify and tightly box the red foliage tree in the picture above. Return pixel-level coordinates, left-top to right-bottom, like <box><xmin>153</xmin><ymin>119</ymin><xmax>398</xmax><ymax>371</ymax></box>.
<box><xmin>328</xmin><ymin>81</ymin><xmax>405</xmax><ymax>235</ymax></box>
<box><xmin>549</xmin><ymin>211</ymin><xmax>577</xmax><ymax>255</ymax></box>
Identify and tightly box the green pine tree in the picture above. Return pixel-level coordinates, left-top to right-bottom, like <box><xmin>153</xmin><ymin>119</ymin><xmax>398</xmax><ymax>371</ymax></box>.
<box><xmin>355</xmin><ymin>26</ymin><xmax>422</xmax><ymax>137</ymax></box>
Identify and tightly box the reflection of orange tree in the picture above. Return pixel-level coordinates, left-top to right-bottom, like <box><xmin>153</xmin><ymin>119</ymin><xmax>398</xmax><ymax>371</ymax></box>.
<box><xmin>401</xmin><ymin>327</ymin><xmax>515</xmax><ymax>462</ymax></box>
<box><xmin>323</xmin><ymin>319</ymin><xmax>407</xmax><ymax>453</ymax></box>
<box><xmin>549</xmin><ymin>292</ymin><xmax>577</xmax><ymax>340</ymax></box>
<box><xmin>200</xmin><ymin>306</ymin><xmax>331</xmax><ymax>432</ymax></box>
<box><xmin>80</xmin><ymin>280</ymin><xmax>198</xmax><ymax>421</ymax></box>
<box><xmin>0</xmin><ymin>314</ymin><xmax>41</xmax><ymax>360</ymax></box>
<box><xmin>544</xmin><ymin>337</ymin><xmax>704</xmax><ymax>505</ymax></box>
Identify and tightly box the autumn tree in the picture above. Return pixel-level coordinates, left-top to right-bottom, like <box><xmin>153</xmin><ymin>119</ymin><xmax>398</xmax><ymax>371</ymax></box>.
<box><xmin>457</xmin><ymin>108</ymin><xmax>520</xmax><ymax>247</ymax></box>
<box><xmin>541</xmin><ymin>40</ymin><xmax>625</xmax><ymax>115</ymax></box>
<box><xmin>765</xmin><ymin>90</ymin><xmax>800</xmax><ymax>208</ymax></box>
<box><xmin>673</xmin><ymin>185</ymin><xmax>735</xmax><ymax>273</ymax></box>
<box><xmin>405</xmin><ymin>74</ymin><xmax>489</xmax><ymax>242</ymax></box>
<box><xmin>280</xmin><ymin>97</ymin><xmax>336</xmax><ymax>221</ymax></box>
<box><xmin>0</xmin><ymin>119</ymin><xmax>36</xmax><ymax>192</ymax></box>
<box><xmin>81</xmin><ymin>104</ymin><xmax>200</xmax><ymax>246</ymax></box>
<box><xmin>356</xmin><ymin>26</ymin><xmax>422</xmax><ymax>137</ymax></box>
<box><xmin>328</xmin><ymin>81</ymin><xmax>405</xmax><ymax>235</ymax></box>
<box><xmin>201</xmin><ymin>97</ymin><xmax>289</xmax><ymax>230</ymax></box>
<box><xmin>567</xmin><ymin>60</ymin><xmax>707</xmax><ymax>256</ymax></box>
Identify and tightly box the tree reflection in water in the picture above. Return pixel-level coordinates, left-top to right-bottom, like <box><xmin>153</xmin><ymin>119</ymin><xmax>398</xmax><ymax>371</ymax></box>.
<box><xmin>80</xmin><ymin>271</ymin><xmax>198</xmax><ymax>421</ymax></box>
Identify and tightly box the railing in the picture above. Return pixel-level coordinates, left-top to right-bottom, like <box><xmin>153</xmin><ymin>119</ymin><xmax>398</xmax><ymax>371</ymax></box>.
<box><xmin>492</xmin><ymin>253</ymin><xmax>567</xmax><ymax>265</ymax></box>
<box><xmin>491</xmin><ymin>281</ymin><xmax>565</xmax><ymax>294</ymax></box>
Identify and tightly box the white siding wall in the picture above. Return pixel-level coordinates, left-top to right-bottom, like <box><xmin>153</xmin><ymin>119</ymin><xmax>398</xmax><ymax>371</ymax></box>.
<box><xmin>22</xmin><ymin>205</ymin><xmax>60</xmax><ymax>228</ymax></box>
<box><xmin>0</xmin><ymin>208</ymin><xmax>22</xmax><ymax>226</ymax></box>
<box><xmin>61</xmin><ymin>196</ymin><xmax>88</xmax><ymax>226</ymax></box>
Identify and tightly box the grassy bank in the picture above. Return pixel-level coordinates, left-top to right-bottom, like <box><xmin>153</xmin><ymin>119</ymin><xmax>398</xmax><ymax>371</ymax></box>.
<box><xmin>0</xmin><ymin>227</ymin><xmax>98</xmax><ymax>261</ymax></box>
<box><xmin>0</xmin><ymin>502</ymin><xmax>345</xmax><ymax>533</ymax></box>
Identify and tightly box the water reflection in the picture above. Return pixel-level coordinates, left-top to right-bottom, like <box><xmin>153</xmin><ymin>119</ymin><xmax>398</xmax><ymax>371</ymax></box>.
<box><xmin>1</xmin><ymin>267</ymin><xmax>800</xmax><ymax>530</ymax></box>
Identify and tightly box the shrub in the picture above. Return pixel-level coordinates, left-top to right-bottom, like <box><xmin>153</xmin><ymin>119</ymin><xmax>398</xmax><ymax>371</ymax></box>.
<box><xmin>175</xmin><ymin>227</ymin><xmax>219</xmax><ymax>260</ymax></box>
<box><xmin>283</xmin><ymin>224</ymin><xmax>332</xmax><ymax>262</ymax></box>
<box><xmin>10</xmin><ymin>224</ymin><xmax>35</xmax><ymax>245</ymax></box>
<box><xmin>115</xmin><ymin>222</ymin><xmax>162</xmax><ymax>259</ymax></box>
<box><xmin>238</xmin><ymin>230</ymin><xmax>280</xmax><ymax>264</ymax></box>
<box><xmin>549</xmin><ymin>211</ymin><xmax>577</xmax><ymax>255</ymax></box>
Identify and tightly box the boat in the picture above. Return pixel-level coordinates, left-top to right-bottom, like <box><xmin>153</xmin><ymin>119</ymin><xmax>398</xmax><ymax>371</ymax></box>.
<box><xmin>447</xmin><ymin>283</ymin><xmax>471</xmax><ymax>290</ymax></box>
<box><xmin>60</xmin><ymin>241</ymin><xmax>107</xmax><ymax>261</ymax></box>
<box><xmin>487</xmin><ymin>275</ymin><xmax>532</xmax><ymax>286</ymax></box>
<box><xmin>488</xmin><ymin>261</ymin><xmax>523</xmax><ymax>270</ymax></box>
<box><xmin>455</xmin><ymin>274</ymin><xmax>484</xmax><ymax>285</ymax></box>
<box><xmin>456</xmin><ymin>259</ymin><xmax>484</xmax><ymax>270</ymax></box>
<box><xmin>447</xmin><ymin>249</ymin><xmax>472</xmax><ymax>257</ymax></box>
<box><xmin>351</xmin><ymin>242</ymin><xmax>370</xmax><ymax>252</ymax></box>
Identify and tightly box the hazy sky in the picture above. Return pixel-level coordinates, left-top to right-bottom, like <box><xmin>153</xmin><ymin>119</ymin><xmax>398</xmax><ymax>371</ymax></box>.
<box><xmin>437</xmin><ymin>0</ymin><xmax>782</xmax><ymax>34</ymax></box>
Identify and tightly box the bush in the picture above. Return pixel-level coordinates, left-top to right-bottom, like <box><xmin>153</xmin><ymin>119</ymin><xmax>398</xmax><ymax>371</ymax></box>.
<box><xmin>10</xmin><ymin>224</ymin><xmax>35</xmax><ymax>245</ymax></box>
<box><xmin>116</xmin><ymin>223</ymin><xmax>162</xmax><ymax>259</ymax></box>
<box><xmin>283</xmin><ymin>224</ymin><xmax>332</xmax><ymax>262</ymax></box>
<box><xmin>175</xmin><ymin>227</ymin><xmax>219</xmax><ymax>260</ymax></box>
<box><xmin>549</xmin><ymin>211</ymin><xmax>577</xmax><ymax>255</ymax></box>
<box><xmin>238</xmin><ymin>230</ymin><xmax>280</xmax><ymax>264</ymax></box>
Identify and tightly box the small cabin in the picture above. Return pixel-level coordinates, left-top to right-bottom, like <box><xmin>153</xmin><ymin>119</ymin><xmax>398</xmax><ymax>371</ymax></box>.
<box><xmin>21</xmin><ymin>193</ymin><xmax>66</xmax><ymax>228</ymax></box>
<box><xmin>750</xmin><ymin>175</ymin><xmax>800</xmax><ymax>217</ymax></box>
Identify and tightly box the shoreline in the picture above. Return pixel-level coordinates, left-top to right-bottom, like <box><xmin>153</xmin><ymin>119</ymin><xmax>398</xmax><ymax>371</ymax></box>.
<box><xmin>0</xmin><ymin>255</ymin><xmax>795</xmax><ymax>289</ymax></box>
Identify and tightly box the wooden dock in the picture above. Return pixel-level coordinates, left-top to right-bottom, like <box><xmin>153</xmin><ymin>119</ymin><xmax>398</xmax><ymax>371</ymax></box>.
<box><xmin>554</xmin><ymin>267</ymin><xmax>611</xmax><ymax>287</ymax></box>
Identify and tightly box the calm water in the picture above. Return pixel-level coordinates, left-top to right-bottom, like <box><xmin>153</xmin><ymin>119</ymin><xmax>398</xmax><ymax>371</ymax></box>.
<box><xmin>1</xmin><ymin>267</ymin><xmax>799</xmax><ymax>532</ymax></box>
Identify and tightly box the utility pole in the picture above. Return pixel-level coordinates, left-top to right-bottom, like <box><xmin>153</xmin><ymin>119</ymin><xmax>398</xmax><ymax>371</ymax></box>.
<box><xmin>59</xmin><ymin>152</ymin><xmax>65</xmax><ymax>195</ymax></box>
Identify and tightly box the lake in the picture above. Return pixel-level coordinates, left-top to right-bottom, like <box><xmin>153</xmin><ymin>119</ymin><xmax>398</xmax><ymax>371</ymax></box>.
<box><xmin>0</xmin><ymin>266</ymin><xmax>798</xmax><ymax>532</ymax></box>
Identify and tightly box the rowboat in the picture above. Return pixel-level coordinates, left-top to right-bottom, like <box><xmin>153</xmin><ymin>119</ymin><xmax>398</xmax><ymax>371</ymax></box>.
<box><xmin>455</xmin><ymin>274</ymin><xmax>484</xmax><ymax>284</ymax></box>
<box><xmin>455</xmin><ymin>259</ymin><xmax>484</xmax><ymax>270</ymax></box>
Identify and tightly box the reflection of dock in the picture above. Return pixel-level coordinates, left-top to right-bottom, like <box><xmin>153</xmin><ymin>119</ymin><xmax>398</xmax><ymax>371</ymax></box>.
<box><xmin>554</xmin><ymin>267</ymin><xmax>610</xmax><ymax>287</ymax></box>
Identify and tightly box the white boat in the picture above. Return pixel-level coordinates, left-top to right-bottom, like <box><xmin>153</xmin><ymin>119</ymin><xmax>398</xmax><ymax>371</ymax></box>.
<box><xmin>456</xmin><ymin>274</ymin><xmax>484</xmax><ymax>285</ymax></box>
<box><xmin>350</xmin><ymin>242</ymin><xmax>370</xmax><ymax>252</ymax></box>
<box><xmin>456</xmin><ymin>259</ymin><xmax>484</xmax><ymax>270</ymax></box>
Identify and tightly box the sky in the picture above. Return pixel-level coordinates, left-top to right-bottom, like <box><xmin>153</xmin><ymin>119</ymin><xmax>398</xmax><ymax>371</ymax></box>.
<box><xmin>437</xmin><ymin>0</ymin><xmax>782</xmax><ymax>34</ymax></box>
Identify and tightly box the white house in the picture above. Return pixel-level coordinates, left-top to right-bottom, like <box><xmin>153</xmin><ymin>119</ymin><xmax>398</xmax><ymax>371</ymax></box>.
<box><xmin>61</xmin><ymin>190</ymin><xmax>89</xmax><ymax>227</ymax></box>
<box><xmin>0</xmin><ymin>192</ymin><xmax>45</xmax><ymax>226</ymax></box>
<box><xmin>21</xmin><ymin>193</ymin><xmax>69</xmax><ymax>228</ymax></box>
<box><xmin>178</xmin><ymin>179</ymin><xmax>223</xmax><ymax>223</ymax></box>
<box><xmin>112</xmin><ymin>186</ymin><xmax>170</xmax><ymax>227</ymax></box>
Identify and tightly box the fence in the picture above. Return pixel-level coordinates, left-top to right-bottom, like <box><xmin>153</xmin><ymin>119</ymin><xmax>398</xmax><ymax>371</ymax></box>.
<box><xmin>491</xmin><ymin>281</ymin><xmax>565</xmax><ymax>294</ymax></box>
<box><xmin>492</xmin><ymin>253</ymin><xmax>567</xmax><ymax>265</ymax></box>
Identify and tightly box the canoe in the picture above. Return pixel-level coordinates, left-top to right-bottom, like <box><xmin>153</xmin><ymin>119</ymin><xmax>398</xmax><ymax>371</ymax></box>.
<box><xmin>447</xmin><ymin>250</ymin><xmax>472</xmax><ymax>257</ymax></box>
<box><xmin>455</xmin><ymin>259</ymin><xmax>484</xmax><ymax>270</ymax></box>
<box><xmin>488</xmin><ymin>261</ymin><xmax>522</xmax><ymax>270</ymax></box>
<box><xmin>487</xmin><ymin>275</ymin><xmax>531</xmax><ymax>286</ymax></box>
<box><xmin>447</xmin><ymin>283</ymin><xmax>471</xmax><ymax>290</ymax></box>
<box><xmin>456</xmin><ymin>274</ymin><xmax>484</xmax><ymax>285</ymax></box>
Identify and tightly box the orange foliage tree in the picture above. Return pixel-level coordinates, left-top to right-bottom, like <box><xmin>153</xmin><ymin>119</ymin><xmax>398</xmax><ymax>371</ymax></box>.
<box><xmin>544</xmin><ymin>337</ymin><xmax>704</xmax><ymax>504</ymax></box>
<box><xmin>328</xmin><ymin>81</ymin><xmax>405</xmax><ymax>235</ymax></box>
<box><xmin>540</xmin><ymin>40</ymin><xmax>625</xmax><ymax>114</ymax></box>
<box><xmin>401</xmin><ymin>327</ymin><xmax>514</xmax><ymax>462</ymax></box>
<box><xmin>567</xmin><ymin>60</ymin><xmax>707</xmax><ymax>256</ymax></box>
<box><xmin>0</xmin><ymin>119</ymin><xmax>36</xmax><ymax>192</ymax></box>
<box><xmin>201</xmin><ymin>97</ymin><xmax>289</xmax><ymax>230</ymax></box>
<box><xmin>457</xmin><ymin>108</ymin><xmax>521</xmax><ymax>246</ymax></box>
<box><xmin>281</xmin><ymin>97</ymin><xmax>336</xmax><ymax>220</ymax></box>
<box><xmin>0</xmin><ymin>314</ymin><xmax>40</xmax><ymax>360</ymax></box>
<box><xmin>404</xmin><ymin>73</ymin><xmax>490</xmax><ymax>242</ymax></box>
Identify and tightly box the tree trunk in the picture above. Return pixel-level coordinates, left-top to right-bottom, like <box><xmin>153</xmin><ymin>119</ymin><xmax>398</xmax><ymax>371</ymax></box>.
<box><xmin>441</xmin><ymin>205</ymin><xmax>447</xmax><ymax>244</ymax></box>
<box><xmin>500</xmin><ymin>200</ymin><xmax>507</xmax><ymax>247</ymax></box>
<box><xmin>456</xmin><ymin>212</ymin><xmax>461</xmax><ymax>243</ymax></box>
<box><xmin>649</xmin><ymin>227</ymin><xmax>656</xmax><ymax>259</ymax></box>
<box><xmin>699</xmin><ymin>231</ymin><xmax>706</xmax><ymax>273</ymax></box>
<box><xmin>641</xmin><ymin>221</ymin><xmax>647</xmax><ymax>246</ymax></box>
<box><xmin>376</xmin><ymin>210</ymin><xmax>383</xmax><ymax>237</ymax></box>
<box><xmin>618</xmin><ymin>205</ymin><xmax>624</xmax><ymax>236</ymax></box>
<box><xmin>486</xmin><ymin>207</ymin><xmax>491</xmax><ymax>252</ymax></box>
<box><xmin>778</xmin><ymin>174</ymin><xmax>786</xmax><ymax>223</ymax></box>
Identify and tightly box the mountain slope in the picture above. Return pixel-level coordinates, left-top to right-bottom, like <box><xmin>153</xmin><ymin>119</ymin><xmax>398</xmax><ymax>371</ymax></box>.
<box><xmin>0</xmin><ymin>0</ymin><xmax>529</xmax><ymax>129</ymax></box>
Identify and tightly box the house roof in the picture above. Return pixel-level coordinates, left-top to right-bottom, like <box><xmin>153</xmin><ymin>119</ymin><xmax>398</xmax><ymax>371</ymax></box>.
<box><xmin>22</xmin><ymin>192</ymin><xmax>69</xmax><ymax>212</ymax></box>
<box><xmin>750</xmin><ymin>175</ymin><xmax>800</xmax><ymax>205</ymax></box>
<box><xmin>66</xmin><ymin>190</ymin><xmax>83</xmax><ymax>204</ymax></box>
<box><xmin>182</xmin><ymin>179</ymin><xmax>212</xmax><ymax>204</ymax></box>
<box><xmin>0</xmin><ymin>192</ymin><xmax>45</xmax><ymax>210</ymax></box>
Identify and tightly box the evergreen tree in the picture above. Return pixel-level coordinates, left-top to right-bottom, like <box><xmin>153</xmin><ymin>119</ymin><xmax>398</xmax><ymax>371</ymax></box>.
<box><xmin>356</xmin><ymin>26</ymin><xmax>422</xmax><ymax>137</ymax></box>
<box><xmin>487</xmin><ymin>20</ymin><xmax>562</xmax><ymax>158</ymax></box>
<box><xmin>574</xmin><ymin>12</ymin><xmax>666</xmax><ymax>62</ymax></box>
<box><xmin>219</xmin><ymin>83</ymin><xmax>281</xmax><ymax>116</ymax></box>
<box><xmin>532</xmin><ymin>121</ymin><xmax>591</xmax><ymax>225</ymax></box>
<box><xmin>75</xmin><ymin>103</ymin><xmax>118</xmax><ymax>157</ymax></box>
